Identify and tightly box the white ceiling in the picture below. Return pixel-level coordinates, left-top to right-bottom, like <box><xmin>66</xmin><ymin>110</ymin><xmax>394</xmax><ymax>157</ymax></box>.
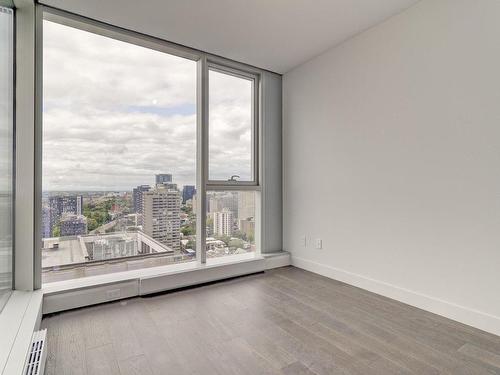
<box><xmin>41</xmin><ymin>0</ymin><xmax>420</xmax><ymax>73</ymax></box>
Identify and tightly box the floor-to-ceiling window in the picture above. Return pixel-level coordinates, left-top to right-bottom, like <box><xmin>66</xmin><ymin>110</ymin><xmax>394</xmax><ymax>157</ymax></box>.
<box><xmin>0</xmin><ymin>5</ymin><xmax>14</xmax><ymax>310</ymax></box>
<box><xmin>41</xmin><ymin>9</ymin><xmax>260</xmax><ymax>284</ymax></box>
<box><xmin>41</xmin><ymin>15</ymin><xmax>198</xmax><ymax>283</ymax></box>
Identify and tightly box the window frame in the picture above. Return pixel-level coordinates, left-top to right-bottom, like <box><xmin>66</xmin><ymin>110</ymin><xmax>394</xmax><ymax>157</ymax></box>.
<box><xmin>35</xmin><ymin>5</ymin><xmax>262</xmax><ymax>279</ymax></box>
<box><xmin>206</xmin><ymin>62</ymin><xmax>260</xmax><ymax>188</ymax></box>
<box><xmin>0</xmin><ymin>2</ymin><xmax>14</xmax><ymax>309</ymax></box>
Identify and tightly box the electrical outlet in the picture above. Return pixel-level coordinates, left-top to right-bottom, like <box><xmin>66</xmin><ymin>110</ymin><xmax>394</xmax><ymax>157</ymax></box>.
<box><xmin>300</xmin><ymin>235</ymin><xmax>307</xmax><ymax>247</ymax></box>
<box><xmin>107</xmin><ymin>289</ymin><xmax>121</xmax><ymax>300</ymax></box>
<box><xmin>315</xmin><ymin>239</ymin><xmax>322</xmax><ymax>249</ymax></box>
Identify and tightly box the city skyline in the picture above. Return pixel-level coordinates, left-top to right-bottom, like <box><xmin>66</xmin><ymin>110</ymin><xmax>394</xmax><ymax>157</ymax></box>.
<box><xmin>41</xmin><ymin>183</ymin><xmax>256</xmax><ymax>279</ymax></box>
<box><xmin>41</xmin><ymin>180</ymin><xmax>194</xmax><ymax>193</ymax></box>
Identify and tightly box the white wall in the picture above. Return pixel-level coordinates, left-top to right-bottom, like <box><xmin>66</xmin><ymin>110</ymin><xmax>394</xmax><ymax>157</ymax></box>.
<box><xmin>283</xmin><ymin>0</ymin><xmax>500</xmax><ymax>335</ymax></box>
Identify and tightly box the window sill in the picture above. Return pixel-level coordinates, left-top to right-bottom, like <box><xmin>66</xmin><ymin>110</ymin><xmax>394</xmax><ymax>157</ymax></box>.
<box><xmin>42</xmin><ymin>252</ymin><xmax>260</xmax><ymax>293</ymax></box>
<box><xmin>0</xmin><ymin>290</ymin><xmax>43</xmax><ymax>375</ymax></box>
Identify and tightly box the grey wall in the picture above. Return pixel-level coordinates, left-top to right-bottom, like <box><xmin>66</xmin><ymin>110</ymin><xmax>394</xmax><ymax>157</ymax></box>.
<box><xmin>261</xmin><ymin>72</ymin><xmax>282</xmax><ymax>253</ymax></box>
<box><xmin>283</xmin><ymin>0</ymin><xmax>500</xmax><ymax>335</ymax></box>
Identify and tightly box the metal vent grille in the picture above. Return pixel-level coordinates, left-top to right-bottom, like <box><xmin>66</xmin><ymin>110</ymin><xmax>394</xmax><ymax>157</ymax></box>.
<box><xmin>24</xmin><ymin>329</ymin><xmax>47</xmax><ymax>375</ymax></box>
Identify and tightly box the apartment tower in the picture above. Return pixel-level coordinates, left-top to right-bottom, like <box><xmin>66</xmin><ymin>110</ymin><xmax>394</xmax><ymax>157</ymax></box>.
<box><xmin>213</xmin><ymin>208</ymin><xmax>234</xmax><ymax>237</ymax></box>
<box><xmin>142</xmin><ymin>185</ymin><xmax>181</xmax><ymax>251</ymax></box>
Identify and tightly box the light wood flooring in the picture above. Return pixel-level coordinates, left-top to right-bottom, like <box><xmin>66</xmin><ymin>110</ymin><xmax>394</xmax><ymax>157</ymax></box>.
<box><xmin>41</xmin><ymin>266</ymin><xmax>500</xmax><ymax>374</ymax></box>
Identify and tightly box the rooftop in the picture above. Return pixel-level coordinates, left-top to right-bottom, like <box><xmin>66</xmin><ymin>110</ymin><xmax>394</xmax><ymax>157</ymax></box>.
<box><xmin>42</xmin><ymin>230</ymin><xmax>175</xmax><ymax>269</ymax></box>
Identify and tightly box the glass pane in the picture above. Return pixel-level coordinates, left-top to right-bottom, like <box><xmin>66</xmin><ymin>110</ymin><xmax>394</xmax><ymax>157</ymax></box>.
<box><xmin>204</xmin><ymin>191</ymin><xmax>256</xmax><ymax>259</ymax></box>
<box><xmin>42</xmin><ymin>19</ymin><xmax>197</xmax><ymax>283</ymax></box>
<box><xmin>0</xmin><ymin>6</ymin><xmax>13</xmax><ymax>311</ymax></box>
<box><xmin>209</xmin><ymin>69</ymin><xmax>253</xmax><ymax>181</ymax></box>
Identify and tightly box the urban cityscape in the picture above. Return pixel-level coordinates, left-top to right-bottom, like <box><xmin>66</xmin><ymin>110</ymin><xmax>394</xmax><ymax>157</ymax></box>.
<box><xmin>41</xmin><ymin>173</ymin><xmax>255</xmax><ymax>282</ymax></box>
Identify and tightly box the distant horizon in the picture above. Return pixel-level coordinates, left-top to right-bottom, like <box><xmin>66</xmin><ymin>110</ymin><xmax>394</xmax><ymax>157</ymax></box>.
<box><xmin>42</xmin><ymin>184</ymin><xmax>197</xmax><ymax>193</ymax></box>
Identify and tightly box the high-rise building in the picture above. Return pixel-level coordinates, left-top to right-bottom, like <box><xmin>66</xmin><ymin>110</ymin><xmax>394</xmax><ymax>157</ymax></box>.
<box><xmin>142</xmin><ymin>185</ymin><xmax>181</xmax><ymax>251</ymax></box>
<box><xmin>191</xmin><ymin>193</ymin><xmax>197</xmax><ymax>212</ymax></box>
<box><xmin>208</xmin><ymin>196</ymin><xmax>221</xmax><ymax>213</ymax></box>
<box><xmin>213</xmin><ymin>208</ymin><xmax>234</xmax><ymax>237</ymax></box>
<box><xmin>221</xmin><ymin>193</ymin><xmax>238</xmax><ymax>217</ymax></box>
<box><xmin>47</xmin><ymin>195</ymin><xmax>83</xmax><ymax>236</ymax></box>
<box><xmin>238</xmin><ymin>191</ymin><xmax>255</xmax><ymax>220</ymax></box>
<box><xmin>49</xmin><ymin>195</ymin><xmax>83</xmax><ymax>215</ymax></box>
<box><xmin>42</xmin><ymin>206</ymin><xmax>51</xmax><ymax>238</ymax></box>
<box><xmin>155</xmin><ymin>174</ymin><xmax>172</xmax><ymax>184</ymax></box>
<box><xmin>60</xmin><ymin>214</ymin><xmax>87</xmax><ymax>236</ymax></box>
<box><xmin>182</xmin><ymin>185</ymin><xmax>196</xmax><ymax>204</ymax></box>
<box><xmin>207</xmin><ymin>192</ymin><xmax>238</xmax><ymax>217</ymax></box>
<box><xmin>238</xmin><ymin>218</ymin><xmax>255</xmax><ymax>240</ymax></box>
<box><xmin>157</xmin><ymin>182</ymin><xmax>177</xmax><ymax>190</ymax></box>
<box><xmin>132</xmin><ymin>185</ymin><xmax>150</xmax><ymax>214</ymax></box>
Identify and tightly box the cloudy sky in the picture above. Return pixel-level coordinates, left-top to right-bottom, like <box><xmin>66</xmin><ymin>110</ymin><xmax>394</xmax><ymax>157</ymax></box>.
<box><xmin>43</xmin><ymin>20</ymin><xmax>252</xmax><ymax>191</ymax></box>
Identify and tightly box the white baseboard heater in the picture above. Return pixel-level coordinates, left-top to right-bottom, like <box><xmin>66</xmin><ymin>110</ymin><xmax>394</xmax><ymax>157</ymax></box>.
<box><xmin>23</xmin><ymin>329</ymin><xmax>47</xmax><ymax>375</ymax></box>
<box><xmin>139</xmin><ymin>257</ymin><xmax>266</xmax><ymax>295</ymax></box>
<box><xmin>42</xmin><ymin>253</ymin><xmax>291</xmax><ymax>314</ymax></box>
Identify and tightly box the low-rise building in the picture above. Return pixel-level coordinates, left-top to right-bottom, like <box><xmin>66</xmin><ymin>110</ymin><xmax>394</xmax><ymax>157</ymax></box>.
<box><xmin>60</xmin><ymin>214</ymin><xmax>87</xmax><ymax>236</ymax></box>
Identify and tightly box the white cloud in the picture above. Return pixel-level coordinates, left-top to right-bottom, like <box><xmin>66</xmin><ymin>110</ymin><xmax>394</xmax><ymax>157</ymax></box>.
<box><xmin>43</xmin><ymin>20</ymin><xmax>253</xmax><ymax>191</ymax></box>
<box><xmin>209</xmin><ymin>70</ymin><xmax>252</xmax><ymax>181</ymax></box>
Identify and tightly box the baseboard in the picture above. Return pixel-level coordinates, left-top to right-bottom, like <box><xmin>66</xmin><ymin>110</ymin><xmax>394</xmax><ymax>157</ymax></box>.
<box><xmin>291</xmin><ymin>256</ymin><xmax>500</xmax><ymax>337</ymax></box>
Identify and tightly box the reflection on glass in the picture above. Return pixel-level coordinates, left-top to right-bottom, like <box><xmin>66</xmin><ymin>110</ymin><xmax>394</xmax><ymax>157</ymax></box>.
<box><xmin>205</xmin><ymin>191</ymin><xmax>256</xmax><ymax>258</ymax></box>
<box><xmin>209</xmin><ymin>70</ymin><xmax>253</xmax><ymax>181</ymax></box>
<box><xmin>41</xmin><ymin>20</ymin><xmax>197</xmax><ymax>284</ymax></box>
<box><xmin>0</xmin><ymin>6</ymin><xmax>13</xmax><ymax>311</ymax></box>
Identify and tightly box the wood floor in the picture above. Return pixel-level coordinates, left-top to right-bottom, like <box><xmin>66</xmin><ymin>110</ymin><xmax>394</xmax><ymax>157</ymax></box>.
<box><xmin>41</xmin><ymin>266</ymin><xmax>500</xmax><ymax>375</ymax></box>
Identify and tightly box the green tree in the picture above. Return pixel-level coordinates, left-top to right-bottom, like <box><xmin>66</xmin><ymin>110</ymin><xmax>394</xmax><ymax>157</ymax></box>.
<box><xmin>82</xmin><ymin>198</ymin><xmax>114</xmax><ymax>231</ymax></box>
<box><xmin>181</xmin><ymin>225</ymin><xmax>195</xmax><ymax>236</ymax></box>
<box><xmin>215</xmin><ymin>235</ymin><xmax>230</xmax><ymax>246</ymax></box>
<box><xmin>229</xmin><ymin>238</ymin><xmax>245</xmax><ymax>249</ymax></box>
<box><xmin>232</xmin><ymin>230</ymin><xmax>247</xmax><ymax>241</ymax></box>
<box><xmin>87</xmin><ymin>218</ymin><xmax>98</xmax><ymax>231</ymax></box>
<box><xmin>52</xmin><ymin>224</ymin><xmax>60</xmax><ymax>237</ymax></box>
